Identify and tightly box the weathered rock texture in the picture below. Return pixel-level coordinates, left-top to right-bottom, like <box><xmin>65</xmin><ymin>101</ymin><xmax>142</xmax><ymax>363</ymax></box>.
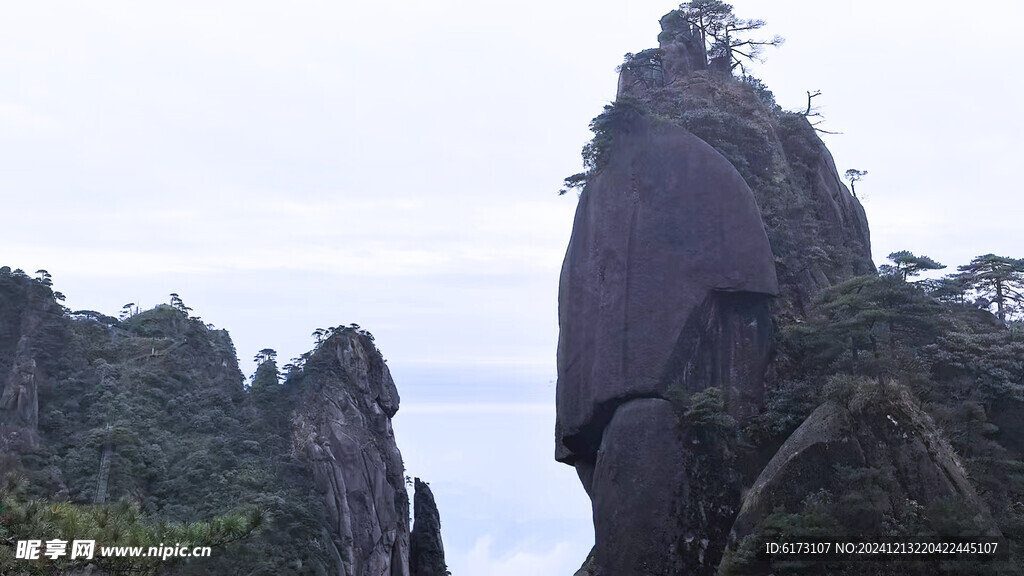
<box><xmin>555</xmin><ymin>110</ymin><xmax>778</xmax><ymax>465</ymax></box>
<box><xmin>617</xmin><ymin>12</ymin><xmax>707</xmax><ymax>98</ymax></box>
<box><xmin>410</xmin><ymin>478</ymin><xmax>448</xmax><ymax>576</ymax></box>
<box><xmin>719</xmin><ymin>383</ymin><xmax>1006</xmax><ymax>576</ymax></box>
<box><xmin>617</xmin><ymin>17</ymin><xmax>874</xmax><ymax>315</ymax></box>
<box><xmin>0</xmin><ymin>268</ymin><xmax>449</xmax><ymax>574</ymax></box>
<box><xmin>0</xmin><ymin>270</ymin><xmax>66</xmax><ymax>453</ymax></box>
<box><xmin>590</xmin><ymin>398</ymin><xmax>687</xmax><ymax>574</ymax></box>
<box><xmin>553</xmin><ymin>9</ymin><xmax>1008</xmax><ymax>576</ymax></box>
<box><xmin>293</xmin><ymin>331</ymin><xmax>410</xmax><ymax>576</ymax></box>
<box><xmin>556</xmin><ymin>107</ymin><xmax>779</xmax><ymax>573</ymax></box>
<box><xmin>730</xmin><ymin>387</ymin><xmax>995</xmax><ymax>546</ymax></box>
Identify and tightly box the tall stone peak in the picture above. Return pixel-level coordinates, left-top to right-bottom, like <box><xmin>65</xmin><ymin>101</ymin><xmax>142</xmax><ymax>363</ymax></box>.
<box><xmin>292</xmin><ymin>329</ymin><xmax>411</xmax><ymax>576</ymax></box>
<box><xmin>556</xmin><ymin>107</ymin><xmax>779</xmax><ymax>573</ymax></box>
<box><xmin>0</xmin><ymin>270</ymin><xmax>66</xmax><ymax>453</ymax></box>
<box><xmin>554</xmin><ymin>9</ymin><xmax>1017</xmax><ymax>575</ymax></box>
<box><xmin>556</xmin><ymin>110</ymin><xmax>778</xmax><ymax>464</ymax></box>
<box><xmin>410</xmin><ymin>477</ymin><xmax>448</xmax><ymax>576</ymax></box>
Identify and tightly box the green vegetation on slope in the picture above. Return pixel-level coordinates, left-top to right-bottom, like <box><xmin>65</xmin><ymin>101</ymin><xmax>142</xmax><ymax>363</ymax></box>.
<box><xmin>733</xmin><ymin>259</ymin><xmax>1024</xmax><ymax>574</ymax></box>
<box><xmin>0</xmin><ymin>268</ymin><xmax>338</xmax><ymax>575</ymax></box>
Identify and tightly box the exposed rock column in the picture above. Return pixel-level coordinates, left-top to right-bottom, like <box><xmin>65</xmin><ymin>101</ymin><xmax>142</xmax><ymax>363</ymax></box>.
<box><xmin>410</xmin><ymin>478</ymin><xmax>448</xmax><ymax>576</ymax></box>
<box><xmin>555</xmin><ymin>111</ymin><xmax>778</xmax><ymax>574</ymax></box>
<box><xmin>591</xmin><ymin>398</ymin><xmax>687</xmax><ymax>574</ymax></box>
<box><xmin>0</xmin><ymin>276</ymin><xmax>62</xmax><ymax>453</ymax></box>
<box><xmin>0</xmin><ymin>349</ymin><xmax>39</xmax><ymax>434</ymax></box>
<box><xmin>292</xmin><ymin>331</ymin><xmax>410</xmax><ymax>576</ymax></box>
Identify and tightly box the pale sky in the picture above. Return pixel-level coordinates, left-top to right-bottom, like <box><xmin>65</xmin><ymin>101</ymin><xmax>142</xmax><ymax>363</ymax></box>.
<box><xmin>2</xmin><ymin>1</ymin><xmax>1023</xmax><ymax>573</ymax></box>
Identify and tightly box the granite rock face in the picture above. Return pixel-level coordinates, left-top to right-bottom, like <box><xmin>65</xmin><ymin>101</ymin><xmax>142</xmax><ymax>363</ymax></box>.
<box><xmin>410</xmin><ymin>478</ymin><xmax>448</xmax><ymax>576</ymax></box>
<box><xmin>615</xmin><ymin>18</ymin><xmax>874</xmax><ymax>315</ymax></box>
<box><xmin>556</xmin><ymin>12</ymin><xmax>886</xmax><ymax>573</ymax></box>
<box><xmin>775</xmin><ymin>115</ymin><xmax>874</xmax><ymax>309</ymax></box>
<box><xmin>732</xmin><ymin>393</ymin><xmax>985</xmax><ymax>542</ymax></box>
<box><xmin>556</xmin><ymin>110</ymin><xmax>778</xmax><ymax>464</ymax></box>
<box><xmin>556</xmin><ymin>110</ymin><xmax>779</xmax><ymax>574</ymax></box>
<box><xmin>724</xmin><ymin>384</ymin><xmax>1004</xmax><ymax>574</ymax></box>
<box><xmin>0</xmin><ymin>271</ymin><xmax>66</xmax><ymax>453</ymax></box>
<box><xmin>590</xmin><ymin>398</ymin><xmax>687</xmax><ymax>575</ymax></box>
<box><xmin>292</xmin><ymin>331</ymin><xmax>410</xmax><ymax>576</ymax></box>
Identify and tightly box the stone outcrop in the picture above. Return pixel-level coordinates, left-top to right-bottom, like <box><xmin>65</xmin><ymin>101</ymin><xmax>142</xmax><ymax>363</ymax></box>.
<box><xmin>555</xmin><ymin>109</ymin><xmax>778</xmax><ymax>462</ymax></box>
<box><xmin>410</xmin><ymin>478</ymin><xmax>448</xmax><ymax>576</ymax></box>
<box><xmin>732</xmin><ymin>390</ymin><xmax>991</xmax><ymax>543</ymax></box>
<box><xmin>774</xmin><ymin>114</ymin><xmax>874</xmax><ymax>309</ymax></box>
<box><xmin>555</xmin><ymin>10</ymin><xmax>904</xmax><ymax>576</ymax></box>
<box><xmin>555</xmin><ymin>108</ymin><xmax>778</xmax><ymax>573</ymax></box>
<box><xmin>0</xmin><ymin>270</ymin><xmax>65</xmax><ymax>453</ymax></box>
<box><xmin>723</xmin><ymin>384</ymin><xmax>1004</xmax><ymax>574</ymax></box>
<box><xmin>589</xmin><ymin>398</ymin><xmax>687</xmax><ymax>574</ymax></box>
<box><xmin>0</xmin><ymin>352</ymin><xmax>40</xmax><ymax>448</ymax></box>
<box><xmin>657</xmin><ymin>14</ymin><xmax>708</xmax><ymax>82</ymax></box>
<box><xmin>614</xmin><ymin>16</ymin><xmax>874</xmax><ymax>315</ymax></box>
<box><xmin>292</xmin><ymin>330</ymin><xmax>410</xmax><ymax>576</ymax></box>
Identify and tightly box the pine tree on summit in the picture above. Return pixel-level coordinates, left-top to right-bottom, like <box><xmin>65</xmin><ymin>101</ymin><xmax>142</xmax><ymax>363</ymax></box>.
<box><xmin>251</xmin><ymin>348</ymin><xmax>280</xmax><ymax>392</ymax></box>
<box><xmin>669</xmin><ymin>0</ymin><xmax>784</xmax><ymax>73</ymax></box>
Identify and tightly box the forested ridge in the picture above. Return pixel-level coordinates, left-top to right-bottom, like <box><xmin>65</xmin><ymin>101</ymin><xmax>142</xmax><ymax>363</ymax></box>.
<box><xmin>0</xmin><ymin>266</ymin><xmax>403</xmax><ymax>575</ymax></box>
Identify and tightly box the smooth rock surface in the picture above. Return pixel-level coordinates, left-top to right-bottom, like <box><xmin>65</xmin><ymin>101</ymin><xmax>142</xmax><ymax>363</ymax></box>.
<box><xmin>591</xmin><ymin>398</ymin><xmax>687</xmax><ymax>575</ymax></box>
<box><xmin>555</xmin><ymin>112</ymin><xmax>778</xmax><ymax>464</ymax></box>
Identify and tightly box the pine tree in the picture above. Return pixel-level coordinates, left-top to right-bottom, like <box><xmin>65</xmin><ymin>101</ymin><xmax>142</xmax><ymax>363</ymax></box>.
<box><xmin>881</xmin><ymin>250</ymin><xmax>945</xmax><ymax>281</ymax></box>
<box><xmin>958</xmin><ymin>254</ymin><xmax>1024</xmax><ymax>322</ymax></box>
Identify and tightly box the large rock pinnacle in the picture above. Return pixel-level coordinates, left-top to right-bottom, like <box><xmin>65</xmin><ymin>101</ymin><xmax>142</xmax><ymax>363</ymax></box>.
<box><xmin>292</xmin><ymin>331</ymin><xmax>410</xmax><ymax>576</ymax></box>
<box><xmin>410</xmin><ymin>478</ymin><xmax>448</xmax><ymax>576</ymax></box>
<box><xmin>556</xmin><ymin>110</ymin><xmax>777</xmax><ymax>463</ymax></box>
<box><xmin>555</xmin><ymin>109</ymin><xmax>778</xmax><ymax>574</ymax></box>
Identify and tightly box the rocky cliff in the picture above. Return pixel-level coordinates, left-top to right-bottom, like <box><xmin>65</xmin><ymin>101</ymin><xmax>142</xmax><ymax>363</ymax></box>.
<box><xmin>557</xmin><ymin>10</ymin><xmax>1021</xmax><ymax>576</ymax></box>
<box><xmin>618</xmin><ymin>14</ymin><xmax>874</xmax><ymax>315</ymax></box>
<box><xmin>0</xmin><ymin>267</ymin><xmax>446</xmax><ymax>576</ymax></box>
<box><xmin>555</xmin><ymin>108</ymin><xmax>778</xmax><ymax>574</ymax></box>
<box><xmin>291</xmin><ymin>330</ymin><xmax>410</xmax><ymax>576</ymax></box>
<box><xmin>410</xmin><ymin>478</ymin><xmax>448</xmax><ymax>576</ymax></box>
<box><xmin>0</xmin><ymin>268</ymin><xmax>67</xmax><ymax>455</ymax></box>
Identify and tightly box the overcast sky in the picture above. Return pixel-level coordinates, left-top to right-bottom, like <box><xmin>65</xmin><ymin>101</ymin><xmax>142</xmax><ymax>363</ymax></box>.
<box><xmin>2</xmin><ymin>1</ymin><xmax>1023</xmax><ymax>574</ymax></box>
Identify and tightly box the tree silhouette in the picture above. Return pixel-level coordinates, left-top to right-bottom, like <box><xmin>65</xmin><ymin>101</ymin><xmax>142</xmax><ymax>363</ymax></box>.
<box><xmin>844</xmin><ymin>169</ymin><xmax>867</xmax><ymax>198</ymax></box>
<box><xmin>254</xmin><ymin>348</ymin><xmax>278</xmax><ymax>366</ymax></box>
<box><xmin>800</xmin><ymin>90</ymin><xmax>841</xmax><ymax>134</ymax></box>
<box><xmin>958</xmin><ymin>254</ymin><xmax>1024</xmax><ymax>322</ymax></box>
<box><xmin>669</xmin><ymin>1</ymin><xmax>784</xmax><ymax>74</ymax></box>
<box><xmin>34</xmin><ymin>269</ymin><xmax>53</xmax><ymax>286</ymax></box>
<box><xmin>881</xmin><ymin>251</ymin><xmax>945</xmax><ymax>282</ymax></box>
